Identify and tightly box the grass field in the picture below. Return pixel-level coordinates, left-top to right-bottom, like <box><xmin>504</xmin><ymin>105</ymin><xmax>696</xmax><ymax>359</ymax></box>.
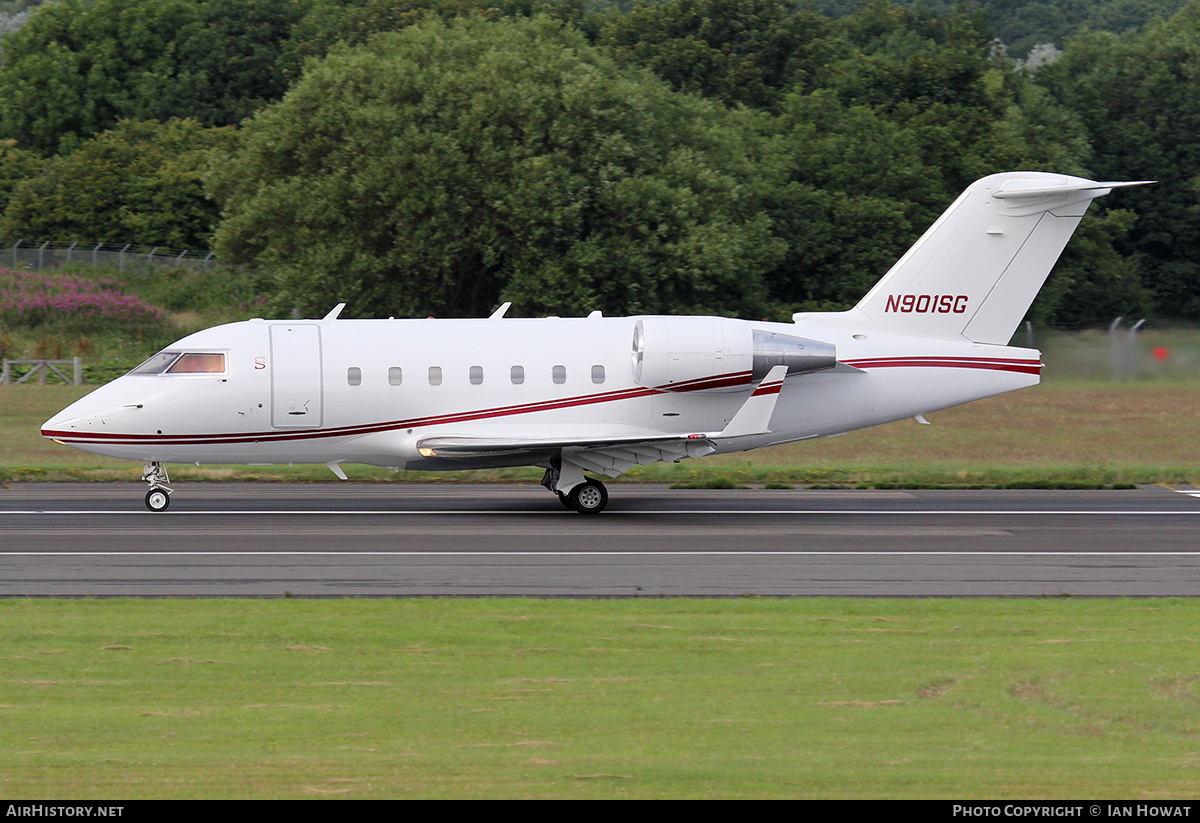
<box><xmin>6</xmin><ymin>380</ymin><xmax>1199</xmax><ymax>486</ymax></box>
<box><xmin>3</xmin><ymin>597</ymin><xmax>1200</xmax><ymax>799</ymax></box>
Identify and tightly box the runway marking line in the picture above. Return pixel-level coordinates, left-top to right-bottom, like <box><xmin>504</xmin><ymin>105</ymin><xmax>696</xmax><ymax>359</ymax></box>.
<box><xmin>4</xmin><ymin>550</ymin><xmax>1200</xmax><ymax>557</ymax></box>
<box><xmin>4</xmin><ymin>509</ymin><xmax>1200</xmax><ymax>516</ymax></box>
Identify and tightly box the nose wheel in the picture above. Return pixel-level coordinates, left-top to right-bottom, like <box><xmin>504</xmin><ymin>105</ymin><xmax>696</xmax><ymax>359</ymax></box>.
<box><xmin>141</xmin><ymin>461</ymin><xmax>172</xmax><ymax>512</ymax></box>
<box><xmin>145</xmin><ymin>487</ymin><xmax>171</xmax><ymax>512</ymax></box>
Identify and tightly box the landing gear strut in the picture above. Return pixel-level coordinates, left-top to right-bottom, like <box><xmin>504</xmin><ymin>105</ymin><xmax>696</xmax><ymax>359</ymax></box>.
<box><xmin>141</xmin><ymin>461</ymin><xmax>172</xmax><ymax>512</ymax></box>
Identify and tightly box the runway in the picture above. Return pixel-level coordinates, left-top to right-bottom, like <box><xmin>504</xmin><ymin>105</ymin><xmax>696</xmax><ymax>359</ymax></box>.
<box><xmin>2</xmin><ymin>483</ymin><xmax>1199</xmax><ymax>597</ymax></box>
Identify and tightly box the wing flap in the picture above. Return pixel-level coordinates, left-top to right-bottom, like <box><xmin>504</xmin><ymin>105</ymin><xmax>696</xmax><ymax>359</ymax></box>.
<box><xmin>418</xmin><ymin>431</ymin><xmax>693</xmax><ymax>454</ymax></box>
<box><xmin>416</xmin><ymin>428</ymin><xmax>718</xmax><ymax>474</ymax></box>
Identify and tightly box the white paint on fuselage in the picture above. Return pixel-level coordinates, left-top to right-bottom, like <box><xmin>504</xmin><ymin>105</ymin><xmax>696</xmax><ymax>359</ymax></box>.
<box><xmin>42</xmin><ymin>314</ymin><xmax>1039</xmax><ymax>472</ymax></box>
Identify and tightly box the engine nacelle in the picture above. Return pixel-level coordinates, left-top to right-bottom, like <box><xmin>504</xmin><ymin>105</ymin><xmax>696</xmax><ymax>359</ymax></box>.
<box><xmin>750</xmin><ymin>329</ymin><xmax>838</xmax><ymax>380</ymax></box>
<box><xmin>631</xmin><ymin>317</ymin><xmax>836</xmax><ymax>392</ymax></box>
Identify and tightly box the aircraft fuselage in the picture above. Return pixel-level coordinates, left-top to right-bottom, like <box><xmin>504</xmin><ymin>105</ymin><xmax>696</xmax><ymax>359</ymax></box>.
<box><xmin>42</xmin><ymin>314</ymin><xmax>1039</xmax><ymax>470</ymax></box>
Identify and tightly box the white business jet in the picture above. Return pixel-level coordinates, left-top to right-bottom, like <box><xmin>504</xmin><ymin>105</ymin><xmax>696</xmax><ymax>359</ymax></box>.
<box><xmin>42</xmin><ymin>172</ymin><xmax>1148</xmax><ymax>513</ymax></box>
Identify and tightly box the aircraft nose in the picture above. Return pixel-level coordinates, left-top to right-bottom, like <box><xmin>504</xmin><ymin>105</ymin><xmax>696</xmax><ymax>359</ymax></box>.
<box><xmin>41</xmin><ymin>389</ymin><xmax>128</xmax><ymax>439</ymax></box>
<box><xmin>41</xmin><ymin>402</ymin><xmax>89</xmax><ymax>439</ymax></box>
<box><xmin>42</xmin><ymin>374</ymin><xmax>164</xmax><ymax>442</ymax></box>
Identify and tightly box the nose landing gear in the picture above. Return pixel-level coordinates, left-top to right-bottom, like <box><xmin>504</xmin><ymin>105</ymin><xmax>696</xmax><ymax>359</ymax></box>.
<box><xmin>141</xmin><ymin>462</ymin><xmax>172</xmax><ymax>512</ymax></box>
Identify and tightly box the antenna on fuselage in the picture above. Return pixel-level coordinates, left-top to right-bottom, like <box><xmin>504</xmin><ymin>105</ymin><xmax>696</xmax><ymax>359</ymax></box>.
<box><xmin>323</xmin><ymin>303</ymin><xmax>346</xmax><ymax>320</ymax></box>
<box><xmin>489</xmin><ymin>302</ymin><xmax>512</xmax><ymax>319</ymax></box>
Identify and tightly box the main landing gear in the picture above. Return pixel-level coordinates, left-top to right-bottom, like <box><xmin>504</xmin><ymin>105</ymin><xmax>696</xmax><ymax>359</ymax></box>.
<box><xmin>141</xmin><ymin>461</ymin><xmax>172</xmax><ymax>512</ymax></box>
<box><xmin>543</xmin><ymin>458</ymin><xmax>609</xmax><ymax>514</ymax></box>
<box><xmin>557</xmin><ymin>477</ymin><xmax>609</xmax><ymax>514</ymax></box>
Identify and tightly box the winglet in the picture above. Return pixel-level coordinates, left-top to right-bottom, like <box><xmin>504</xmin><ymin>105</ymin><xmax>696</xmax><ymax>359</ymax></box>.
<box><xmin>993</xmin><ymin>179</ymin><xmax>1155</xmax><ymax>199</ymax></box>
<box><xmin>718</xmin><ymin>365</ymin><xmax>787</xmax><ymax>438</ymax></box>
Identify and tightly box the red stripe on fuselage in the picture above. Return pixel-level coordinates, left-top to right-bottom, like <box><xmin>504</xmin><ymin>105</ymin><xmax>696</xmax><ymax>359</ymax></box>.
<box><xmin>42</xmin><ymin>358</ymin><xmax>1039</xmax><ymax>446</ymax></box>
<box><xmin>43</xmin><ymin>372</ymin><xmax>748</xmax><ymax>446</ymax></box>
<box><xmin>658</xmin><ymin>371</ymin><xmax>752</xmax><ymax>392</ymax></box>
<box><xmin>843</xmin><ymin>356</ymin><xmax>1042</xmax><ymax>375</ymax></box>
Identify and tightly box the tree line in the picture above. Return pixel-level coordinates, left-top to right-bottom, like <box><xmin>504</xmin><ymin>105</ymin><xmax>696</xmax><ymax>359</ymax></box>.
<box><xmin>0</xmin><ymin>0</ymin><xmax>1195</xmax><ymax>327</ymax></box>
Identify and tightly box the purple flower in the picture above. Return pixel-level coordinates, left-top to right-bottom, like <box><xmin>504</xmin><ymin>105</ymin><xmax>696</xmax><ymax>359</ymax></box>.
<box><xmin>0</xmin><ymin>269</ymin><xmax>166</xmax><ymax>329</ymax></box>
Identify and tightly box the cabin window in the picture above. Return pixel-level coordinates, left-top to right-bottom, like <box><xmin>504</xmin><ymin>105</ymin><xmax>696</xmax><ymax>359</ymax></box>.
<box><xmin>347</xmin><ymin>367</ymin><xmax>362</xmax><ymax>386</ymax></box>
<box><xmin>388</xmin><ymin>367</ymin><xmax>403</xmax><ymax>386</ymax></box>
<box><xmin>428</xmin><ymin>366</ymin><xmax>442</xmax><ymax>386</ymax></box>
<box><xmin>552</xmin><ymin>365</ymin><xmax>566</xmax><ymax>384</ymax></box>
<box><xmin>469</xmin><ymin>365</ymin><xmax>484</xmax><ymax>385</ymax></box>
<box><xmin>591</xmin><ymin>365</ymin><xmax>605</xmax><ymax>384</ymax></box>
<box><xmin>510</xmin><ymin>365</ymin><xmax>524</xmax><ymax>385</ymax></box>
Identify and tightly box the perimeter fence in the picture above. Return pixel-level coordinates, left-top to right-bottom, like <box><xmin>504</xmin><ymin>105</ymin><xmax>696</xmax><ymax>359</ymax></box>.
<box><xmin>0</xmin><ymin>358</ymin><xmax>83</xmax><ymax>385</ymax></box>
<box><xmin>9</xmin><ymin>240</ymin><xmax>217</xmax><ymax>274</ymax></box>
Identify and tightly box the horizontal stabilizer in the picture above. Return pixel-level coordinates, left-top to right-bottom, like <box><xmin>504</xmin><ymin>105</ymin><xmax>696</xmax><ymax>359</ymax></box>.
<box><xmin>993</xmin><ymin>179</ymin><xmax>1154</xmax><ymax>199</ymax></box>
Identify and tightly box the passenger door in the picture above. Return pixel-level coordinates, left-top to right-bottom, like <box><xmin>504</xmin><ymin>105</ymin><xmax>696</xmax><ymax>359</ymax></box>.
<box><xmin>270</xmin><ymin>324</ymin><xmax>323</xmax><ymax>428</ymax></box>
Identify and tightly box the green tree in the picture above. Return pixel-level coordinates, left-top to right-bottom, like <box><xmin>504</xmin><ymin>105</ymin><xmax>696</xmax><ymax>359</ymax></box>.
<box><xmin>804</xmin><ymin>0</ymin><xmax>1189</xmax><ymax>58</ymax></box>
<box><xmin>137</xmin><ymin>0</ymin><xmax>309</xmax><ymax>129</ymax></box>
<box><xmin>279</xmin><ymin>0</ymin><xmax>585</xmax><ymax>80</ymax></box>
<box><xmin>209</xmin><ymin>14</ymin><xmax>782</xmax><ymax>320</ymax></box>
<box><xmin>593</xmin><ymin>0</ymin><xmax>825</xmax><ymax>110</ymax></box>
<box><xmin>1</xmin><ymin>118</ymin><xmax>238</xmax><ymax>248</ymax></box>
<box><xmin>1028</xmin><ymin>208</ymin><xmax>1153</xmax><ymax>326</ymax></box>
<box><xmin>0</xmin><ymin>138</ymin><xmax>41</xmax><ymax>216</ymax></box>
<box><xmin>1038</xmin><ymin>1</ymin><xmax>1200</xmax><ymax>320</ymax></box>
<box><xmin>752</xmin><ymin>1</ymin><xmax>1111</xmax><ymax>318</ymax></box>
<box><xmin>0</xmin><ymin>0</ymin><xmax>304</xmax><ymax>154</ymax></box>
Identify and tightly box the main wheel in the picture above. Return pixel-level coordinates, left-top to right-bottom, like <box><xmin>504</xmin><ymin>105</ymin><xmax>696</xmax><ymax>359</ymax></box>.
<box><xmin>567</xmin><ymin>478</ymin><xmax>608</xmax><ymax>514</ymax></box>
<box><xmin>145</xmin><ymin>488</ymin><xmax>170</xmax><ymax>512</ymax></box>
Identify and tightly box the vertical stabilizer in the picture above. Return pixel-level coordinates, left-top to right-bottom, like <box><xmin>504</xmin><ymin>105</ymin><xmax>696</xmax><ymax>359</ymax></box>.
<box><xmin>796</xmin><ymin>173</ymin><xmax>1150</xmax><ymax>344</ymax></box>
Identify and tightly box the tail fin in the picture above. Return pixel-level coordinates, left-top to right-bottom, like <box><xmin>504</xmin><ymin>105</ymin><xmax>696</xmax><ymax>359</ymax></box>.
<box><xmin>794</xmin><ymin>172</ymin><xmax>1151</xmax><ymax>344</ymax></box>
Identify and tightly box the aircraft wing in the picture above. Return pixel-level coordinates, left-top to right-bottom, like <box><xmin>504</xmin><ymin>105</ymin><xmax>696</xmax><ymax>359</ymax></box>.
<box><xmin>414</xmin><ymin>366</ymin><xmax>794</xmax><ymax>477</ymax></box>
<box><xmin>416</xmin><ymin>431</ymin><xmax>719</xmax><ymax>477</ymax></box>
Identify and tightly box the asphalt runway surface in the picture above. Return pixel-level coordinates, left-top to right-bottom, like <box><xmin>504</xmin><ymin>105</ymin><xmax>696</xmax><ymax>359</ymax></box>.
<box><xmin>2</xmin><ymin>482</ymin><xmax>1200</xmax><ymax>597</ymax></box>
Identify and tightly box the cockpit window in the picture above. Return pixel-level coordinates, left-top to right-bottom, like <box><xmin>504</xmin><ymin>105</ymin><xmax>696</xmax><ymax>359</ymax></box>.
<box><xmin>168</xmin><ymin>353</ymin><xmax>226</xmax><ymax>374</ymax></box>
<box><xmin>130</xmin><ymin>351</ymin><xmax>182</xmax><ymax>375</ymax></box>
<box><xmin>129</xmin><ymin>351</ymin><xmax>226</xmax><ymax>375</ymax></box>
